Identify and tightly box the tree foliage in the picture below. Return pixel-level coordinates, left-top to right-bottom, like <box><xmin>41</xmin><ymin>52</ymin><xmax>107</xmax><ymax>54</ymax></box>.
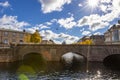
<box><xmin>78</xmin><ymin>39</ymin><xmax>93</xmax><ymax>45</ymax></box>
<box><xmin>30</xmin><ymin>30</ymin><xmax>42</xmax><ymax>43</ymax></box>
<box><xmin>24</xmin><ymin>33</ymin><xmax>31</xmax><ymax>43</ymax></box>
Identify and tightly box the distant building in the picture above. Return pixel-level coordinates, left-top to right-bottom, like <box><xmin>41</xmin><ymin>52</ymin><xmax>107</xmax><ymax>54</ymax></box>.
<box><xmin>90</xmin><ymin>35</ymin><xmax>105</xmax><ymax>45</ymax></box>
<box><xmin>79</xmin><ymin>36</ymin><xmax>90</xmax><ymax>42</ymax></box>
<box><xmin>78</xmin><ymin>35</ymin><xmax>105</xmax><ymax>45</ymax></box>
<box><xmin>104</xmin><ymin>20</ymin><xmax>120</xmax><ymax>44</ymax></box>
<box><xmin>41</xmin><ymin>39</ymin><xmax>54</xmax><ymax>44</ymax></box>
<box><xmin>0</xmin><ymin>29</ymin><xmax>31</xmax><ymax>47</ymax></box>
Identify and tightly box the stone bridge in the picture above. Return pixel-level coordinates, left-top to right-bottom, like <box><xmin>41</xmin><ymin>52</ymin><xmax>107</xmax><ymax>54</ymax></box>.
<box><xmin>0</xmin><ymin>44</ymin><xmax>120</xmax><ymax>62</ymax></box>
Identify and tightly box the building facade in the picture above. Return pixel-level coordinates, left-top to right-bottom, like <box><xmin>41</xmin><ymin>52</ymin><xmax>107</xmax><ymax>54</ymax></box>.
<box><xmin>0</xmin><ymin>29</ymin><xmax>31</xmax><ymax>47</ymax></box>
<box><xmin>78</xmin><ymin>35</ymin><xmax>105</xmax><ymax>45</ymax></box>
<box><xmin>104</xmin><ymin>21</ymin><xmax>120</xmax><ymax>44</ymax></box>
<box><xmin>90</xmin><ymin>35</ymin><xmax>105</xmax><ymax>45</ymax></box>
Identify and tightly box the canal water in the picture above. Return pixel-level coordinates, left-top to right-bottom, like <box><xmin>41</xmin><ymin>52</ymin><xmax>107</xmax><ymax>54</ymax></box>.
<box><xmin>0</xmin><ymin>54</ymin><xmax>120</xmax><ymax>80</ymax></box>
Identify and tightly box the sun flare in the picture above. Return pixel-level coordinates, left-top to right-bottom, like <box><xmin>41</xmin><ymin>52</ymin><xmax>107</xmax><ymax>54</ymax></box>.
<box><xmin>87</xmin><ymin>0</ymin><xmax>99</xmax><ymax>8</ymax></box>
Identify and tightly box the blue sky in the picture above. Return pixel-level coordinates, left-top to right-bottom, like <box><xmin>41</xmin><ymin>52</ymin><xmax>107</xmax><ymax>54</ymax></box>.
<box><xmin>0</xmin><ymin>0</ymin><xmax>120</xmax><ymax>44</ymax></box>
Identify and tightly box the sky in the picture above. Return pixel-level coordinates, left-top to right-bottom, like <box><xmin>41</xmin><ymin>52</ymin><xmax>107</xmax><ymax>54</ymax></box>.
<box><xmin>0</xmin><ymin>0</ymin><xmax>120</xmax><ymax>44</ymax></box>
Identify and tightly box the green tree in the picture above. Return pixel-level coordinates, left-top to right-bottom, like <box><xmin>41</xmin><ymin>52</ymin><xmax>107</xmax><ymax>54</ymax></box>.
<box><xmin>30</xmin><ymin>30</ymin><xmax>42</xmax><ymax>43</ymax></box>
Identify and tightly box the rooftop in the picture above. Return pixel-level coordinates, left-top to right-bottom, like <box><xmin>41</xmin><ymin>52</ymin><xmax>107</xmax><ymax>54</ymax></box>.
<box><xmin>0</xmin><ymin>28</ymin><xmax>30</xmax><ymax>34</ymax></box>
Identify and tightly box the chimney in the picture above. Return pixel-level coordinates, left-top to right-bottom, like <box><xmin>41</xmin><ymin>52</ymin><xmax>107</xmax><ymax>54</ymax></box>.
<box><xmin>23</xmin><ymin>29</ymin><xmax>26</xmax><ymax>32</ymax></box>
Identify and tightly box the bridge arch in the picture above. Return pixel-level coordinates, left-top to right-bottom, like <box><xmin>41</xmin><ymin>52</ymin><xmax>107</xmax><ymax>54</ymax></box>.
<box><xmin>103</xmin><ymin>54</ymin><xmax>120</xmax><ymax>68</ymax></box>
<box><xmin>22</xmin><ymin>52</ymin><xmax>43</xmax><ymax>60</ymax></box>
<box><xmin>19</xmin><ymin>51</ymin><xmax>42</xmax><ymax>61</ymax></box>
<box><xmin>72</xmin><ymin>52</ymin><xmax>87</xmax><ymax>59</ymax></box>
<box><xmin>102</xmin><ymin>47</ymin><xmax>120</xmax><ymax>62</ymax></box>
<box><xmin>17</xmin><ymin>46</ymin><xmax>52</xmax><ymax>61</ymax></box>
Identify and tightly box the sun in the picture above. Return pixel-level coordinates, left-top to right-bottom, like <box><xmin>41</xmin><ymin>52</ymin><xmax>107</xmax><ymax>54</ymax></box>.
<box><xmin>87</xmin><ymin>0</ymin><xmax>99</xmax><ymax>8</ymax></box>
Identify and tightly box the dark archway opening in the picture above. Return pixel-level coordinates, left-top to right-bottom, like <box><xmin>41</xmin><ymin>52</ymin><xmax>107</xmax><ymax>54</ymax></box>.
<box><xmin>17</xmin><ymin>53</ymin><xmax>46</xmax><ymax>73</ymax></box>
<box><xmin>103</xmin><ymin>54</ymin><xmax>120</xmax><ymax>70</ymax></box>
<box><xmin>23</xmin><ymin>53</ymin><xmax>45</xmax><ymax>64</ymax></box>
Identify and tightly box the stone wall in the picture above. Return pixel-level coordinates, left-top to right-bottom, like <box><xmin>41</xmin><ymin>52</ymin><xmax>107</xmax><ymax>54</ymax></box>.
<box><xmin>16</xmin><ymin>44</ymin><xmax>120</xmax><ymax>62</ymax></box>
<box><xmin>0</xmin><ymin>48</ymin><xmax>17</xmax><ymax>62</ymax></box>
<box><xmin>89</xmin><ymin>45</ymin><xmax>120</xmax><ymax>61</ymax></box>
<box><xmin>0</xmin><ymin>44</ymin><xmax>120</xmax><ymax>62</ymax></box>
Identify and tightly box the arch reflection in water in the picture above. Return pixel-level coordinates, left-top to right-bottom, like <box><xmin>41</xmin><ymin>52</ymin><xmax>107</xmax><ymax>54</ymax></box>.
<box><xmin>0</xmin><ymin>61</ymin><xmax>120</xmax><ymax>79</ymax></box>
<box><xmin>61</xmin><ymin>52</ymin><xmax>86</xmax><ymax>67</ymax></box>
<box><xmin>17</xmin><ymin>53</ymin><xmax>47</xmax><ymax>80</ymax></box>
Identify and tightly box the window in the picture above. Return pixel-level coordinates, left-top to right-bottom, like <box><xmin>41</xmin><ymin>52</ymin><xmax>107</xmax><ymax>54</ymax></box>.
<box><xmin>119</xmin><ymin>30</ymin><xmax>120</xmax><ymax>40</ymax></box>
<box><xmin>4</xmin><ymin>32</ymin><xmax>8</xmax><ymax>36</ymax></box>
<box><xmin>13</xmin><ymin>33</ymin><xmax>16</xmax><ymax>36</ymax></box>
<box><xmin>20</xmin><ymin>34</ymin><xmax>24</xmax><ymax>38</ymax></box>
<box><xmin>12</xmin><ymin>39</ymin><xmax>16</xmax><ymax>42</ymax></box>
<box><xmin>113</xmin><ymin>30</ymin><xmax>119</xmax><ymax>41</ymax></box>
<box><xmin>4</xmin><ymin>39</ymin><xmax>8</xmax><ymax>44</ymax></box>
<box><xmin>19</xmin><ymin>40</ymin><xmax>23</xmax><ymax>44</ymax></box>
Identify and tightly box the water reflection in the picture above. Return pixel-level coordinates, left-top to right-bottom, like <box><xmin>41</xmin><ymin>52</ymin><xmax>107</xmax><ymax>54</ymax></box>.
<box><xmin>0</xmin><ymin>57</ymin><xmax>120</xmax><ymax>79</ymax></box>
<box><xmin>18</xmin><ymin>74</ymin><xmax>29</xmax><ymax>80</ymax></box>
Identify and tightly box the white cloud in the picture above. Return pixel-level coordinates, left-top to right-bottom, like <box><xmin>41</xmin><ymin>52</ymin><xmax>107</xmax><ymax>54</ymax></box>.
<box><xmin>45</xmin><ymin>22</ymin><xmax>52</xmax><ymax>25</ymax></box>
<box><xmin>100</xmin><ymin>0</ymin><xmax>120</xmax><ymax>23</ymax></box>
<box><xmin>40</xmin><ymin>30</ymin><xmax>79</xmax><ymax>44</ymax></box>
<box><xmin>82</xmin><ymin>31</ymin><xmax>91</xmax><ymax>35</ymax></box>
<box><xmin>78</xmin><ymin>3</ymin><xmax>83</xmax><ymax>7</ymax></box>
<box><xmin>93</xmin><ymin>32</ymin><xmax>102</xmax><ymax>35</ymax></box>
<box><xmin>80</xmin><ymin>28</ymin><xmax>85</xmax><ymax>32</ymax></box>
<box><xmin>0</xmin><ymin>15</ymin><xmax>30</xmax><ymax>30</ymax></box>
<box><xmin>40</xmin><ymin>30</ymin><xmax>58</xmax><ymax>40</ymax></box>
<box><xmin>99</xmin><ymin>0</ymin><xmax>120</xmax><ymax>19</ymax></box>
<box><xmin>112</xmin><ymin>0</ymin><xmax>120</xmax><ymax>11</ymax></box>
<box><xmin>53</xmin><ymin>40</ymin><xmax>62</xmax><ymax>44</ymax></box>
<box><xmin>25</xmin><ymin>28</ymin><xmax>35</xmax><ymax>33</ymax></box>
<box><xmin>58</xmin><ymin>16</ymin><xmax>76</xmax><ymax>29</ymax></box>
<box><xmin>39</xmin><ymin>0</ymin><xmax>72</xmax><ymax>13</ymax></box>
<box><xmin>40</xmin><ymin>25</ymin><xmax>50</xmax><ymax>29</ymax></box>
<box><xmin>100</xmin><ymin>0</ymin><xmax>111</xmax><ymax>3</ymax></box>
<box><xmin>77</xmin><ymin>14</ymin><xmax>109</xmax><ymax>31</ymax></box>
<box><xmin>24</xmin><ymin>21</ymin><xmax>53</xmax><ymax>33</ymax></box>
<box><xmin>59</xmin><ymin>33</ymin><xmax>79</xmax><ymax>40</ymax></box>
<box><xmin>51</xmin><ymin>19</ymin><xmax>57</xmax><ymax>23</ymax></box>
<box><xmin>90</xmin><ymin>22</ymin><xmax>109</xmax><ymax>31</ymax></box>
<box><xmin>0</xmin><ymin>1</ymin><xmax>10</xmax><ymax>7</ymax></box>
<box><xmin>77</xmin><ymin>0</ymin><xmax>120</xmax><ymax>32</ymax></box>
<box><xmin>99</xmin><ymin>4</ymin><xmax>107</xmax><ymax>12</ymax></box>
<box><xmin>77</xmin><ymin>16</ymin><xmax>89</xmax><ymax>26</ymax></box>
<box><xmin>101</xmin><ymin>10</ymin><xmax>120</xmax><ymax>22</ymax></box>
<box><xmin>78</xmin><ymin>14</ymin><xmax>102</xmax><ymax>26</ymax></box>
<box><xmin>35</xmin><ymin>24</ymin><xmax>50</xmax><ymax>29</ymax></box>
